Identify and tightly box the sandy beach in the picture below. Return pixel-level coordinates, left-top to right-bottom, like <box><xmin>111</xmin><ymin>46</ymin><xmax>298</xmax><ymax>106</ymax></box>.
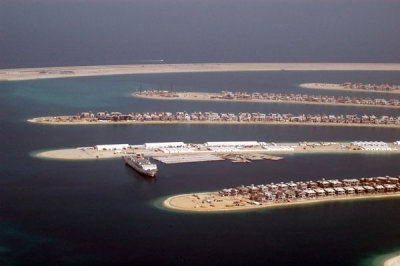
<box><xmin>162</xmin><ymin>192</ymin><xmax>400</xmax><ymax>213</ymax></box>
<box><xmin>28</xmin><ymin>117</ymin><xmax>400</xmax><ymax>128</ymax></box>
<box><xmin>300</xmin><ymin>83</ymin><xmax>400</xmax><ymax>94</ymax></box>
<box><xmin>2</xmin><ymin>63</ymin><xmax>400</xmax><ymax>81</ymax></box>
<box><xmin>132</xmin><ymin>91</ymin><xmax>400</xmax><ymax>109</ymax></box>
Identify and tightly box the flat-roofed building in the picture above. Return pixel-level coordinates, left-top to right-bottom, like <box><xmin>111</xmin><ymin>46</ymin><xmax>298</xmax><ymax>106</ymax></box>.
<box><xmin>144</xmin><ymin>142</ymin><xmax>186</xmax><ymax>149</ymax></box>
<box><xmin>205</xmin><ymin>141</ymin><xmax>260</xmax><ymax>147</ymax></box>
<box><xmin>95</xmin><ymin>144</ymin><xmax>130</xmax><ymax>151</ymax></box>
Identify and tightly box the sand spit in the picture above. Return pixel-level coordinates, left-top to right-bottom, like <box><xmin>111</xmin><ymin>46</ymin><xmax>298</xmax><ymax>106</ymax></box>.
<box><xmin>2</xmin><ymin>63</ymin><xmax>400</xmax><ymax>81</ymax></box>
<box><xmin>163</xmin><ymin>192</ymin><xmax>400</xmax><ymax>213</ymax></box>
<box><xmin>35</xmin><ymin>148</ymin><xmax>117</xmax><ymax>160</ymax></box>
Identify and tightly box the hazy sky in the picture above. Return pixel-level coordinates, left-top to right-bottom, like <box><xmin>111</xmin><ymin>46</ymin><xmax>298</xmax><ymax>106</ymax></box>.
<box><xmin>1</xmin><ymin>0</ymin><xmax>399</xmax><ymax>68</ymax></box>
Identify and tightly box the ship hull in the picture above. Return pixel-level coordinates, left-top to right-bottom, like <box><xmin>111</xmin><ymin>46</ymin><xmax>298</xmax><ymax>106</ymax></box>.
<box><xmin>125</xmin><ymin>159</ymin><xmax>157</xmax><ymax>177</ymax></box>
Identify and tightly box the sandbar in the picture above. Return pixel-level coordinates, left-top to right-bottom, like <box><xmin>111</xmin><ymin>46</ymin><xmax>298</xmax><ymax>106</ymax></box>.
<box><xmin>163</xmin><ymin>192</ymin><xmax>400</xmax><ymax>213</ymax></box>
<box><xmin>2</xmin><ymin>63</ymin><xmax>400</xmax><ymax>81</ymax></box>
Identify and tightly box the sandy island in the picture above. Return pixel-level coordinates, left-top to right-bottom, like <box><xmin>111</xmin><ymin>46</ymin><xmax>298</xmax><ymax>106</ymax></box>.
<box><xmin>28</xmin><ymin>117</ymin><xmax>400</xmax><ymax>128</ymax></box>
<box><xmin>34</xmin><ymin>141</ymin><xmax>400</xmax><ymax>160</ymax></box>
<box><xmin>2</xmin><ymin>63</ymin><xmax>400</xmax><ymax>81</ymax></box>
<box><xmin>300</xmin><ymin>83</ymin><xmax>400</xmax><ymax>94</ymax></box>
<box><xmin>132</xmin><ymin>91</ymin><xmax>400</xmax><ymax>109</ymax></box>
<box><xmin>162</xmin><ymin>192</ymin><xmax>400</xmax><ymax>213</ymax></box>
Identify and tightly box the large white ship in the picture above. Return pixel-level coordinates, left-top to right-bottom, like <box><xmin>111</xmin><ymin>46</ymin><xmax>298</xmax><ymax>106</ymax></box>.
<box><xmin>124</xmin><ymin>154</ymin><xmax>158</xmax><ymax>177</ymax></box>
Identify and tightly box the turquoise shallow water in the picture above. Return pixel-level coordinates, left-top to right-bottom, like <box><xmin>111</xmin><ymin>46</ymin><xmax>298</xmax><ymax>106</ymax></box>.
<box><xmin>1</xmin><ymin>71</ymin><xmax>400</xmax><ymax>265</ymax></box>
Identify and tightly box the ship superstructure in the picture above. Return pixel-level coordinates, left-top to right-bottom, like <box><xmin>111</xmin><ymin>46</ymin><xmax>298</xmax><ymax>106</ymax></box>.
<box><xmin>124</xmin><ymin>154</ymin><xmax>158</xmax><ymax>177</ymax></box>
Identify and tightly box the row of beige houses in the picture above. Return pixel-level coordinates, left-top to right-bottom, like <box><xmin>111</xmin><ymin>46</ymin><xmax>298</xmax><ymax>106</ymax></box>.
<box><xmin>214</xmin><ymin>91</ymin><xmax>400</xmax><ymax>107</ymax></box>
<box><xmin>342</xmin><ymin>82</ymin><xmax>400</xmax><ymax>92</ymax></box>
<box><xmin>79</xmin><ymin>111</ymin><xmax>400</xmax><ymax>125</ymax></box>
<box><xmin>219</xmin><ymin>176</ymin><xmax>400</xmax><ymax>204</ymax></box>
<box><xmin>136</xmin><ymin>90</ymin><xmax>400</xmax><ymax>107</ymax></box>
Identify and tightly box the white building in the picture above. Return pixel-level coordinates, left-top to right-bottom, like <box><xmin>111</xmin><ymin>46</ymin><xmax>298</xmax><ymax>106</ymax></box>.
<box><xmin>144</xmin><ymin>142</ymin><xmax>186</xmax><ymax>149</ymax></box>
<box><xmin>159</xmin><ymin>147</ymin><xmax>195</xmax><ymax>154</ymax></box>
<box><xmin>205</xmin><ymin>141</ymin><xmax>260</xmax><ymax>147</ymax></box>
<box><xmin>95</xmin><ymin>144</ymin><xmax>130</xmax><ymax>151</ymax></box>
<box><xmin>351</xmin><ymin>141</ymin><xmax>393</xmax><ymax>151</ymax></box>
<box><xmin>262</xmin><ymin>145</ymin><xmax>295</xmax><ymax>151</ymax></box>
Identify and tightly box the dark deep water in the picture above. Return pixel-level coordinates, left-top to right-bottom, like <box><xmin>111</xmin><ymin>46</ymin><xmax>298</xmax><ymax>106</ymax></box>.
<box><xmin>1</xmin><ymin>0</ymin><xmax>400</xmax><ymax>68</ymax></box>
<box><xmin>1</xmin><ymin>71</ymin><xmax>400</xmax><ymax>265</ymax></box>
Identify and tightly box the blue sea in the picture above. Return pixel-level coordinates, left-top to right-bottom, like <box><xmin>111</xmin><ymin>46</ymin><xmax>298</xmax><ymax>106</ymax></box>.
<box><xmin>1</xmin><ymin>71</ymin><xmax>400</xmax><ymax>265</ymax></box>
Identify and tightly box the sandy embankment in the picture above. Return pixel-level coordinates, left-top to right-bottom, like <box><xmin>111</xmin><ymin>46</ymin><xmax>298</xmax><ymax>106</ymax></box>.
<box><xmin>300</xmin><ymin>83</ymin><xmax>400</xmax><ymax>94</ymax></box>
<box><xmin>2</xmin><ymin>63</ymin><xmax>400</xmax><ymax>81</ymax></box>
<box><xmin>35</xmin><ymin>142</ymin><xmax>400</xmax><ymax>160</ymax></box>
<box><xmin>384</xmin><ymin>255</ymin><xmax>400</xmax><ymax>266</ymax></box>
<box><xmin>28</xmin><ymin>116</ymin><xmax>400</xmax><ymax>128</ymax></box>
<box><xmin>132</xmin><ymin>91</ymin><xmax>400</xmax><ymax>109</ymax></box>
<box><xmin>163</xmin><ymin>192</ymin><xmax>400</xmax><ymax>213</ymax></box>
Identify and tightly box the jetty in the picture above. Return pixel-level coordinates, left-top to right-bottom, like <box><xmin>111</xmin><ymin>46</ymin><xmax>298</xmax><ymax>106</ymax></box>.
<box><xmin>29</xmin><ymin>111</ymin><xmax>400</xmax><ymax>128</ymax></box>
<box><xmin>132</xmin><ymin>90</ymin><xmax>400</xmax><ymax>108</ymax></box>
<box><xmin>163</xmin><ymin>175</ymin><xmax>400</xmax><ymax>212</ymax></box>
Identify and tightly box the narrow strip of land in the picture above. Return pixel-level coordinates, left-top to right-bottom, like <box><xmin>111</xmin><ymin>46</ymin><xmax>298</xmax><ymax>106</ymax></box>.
<box><xmin>163</xmin><ymin>192</ymin><xmax>400</xmax><ymax>213</ymax></box>
<box><xmin>2</xmin><ymin>63</ymin><xmax>400</xmax><ymax>81</ymax></box>
<box><xmin>28</xmin><ymin>115</ymin><xmax>400</xmax><ymax>128</ymax></box>
<box><xmin>300</xmin><ymin>83</ymin><xmax>400</xmax><ymax>94</ymax></box>
<box><xmin>163</xmin><ymin>175</ymin><xmax>400</xmax><ymax>212</ymax></box>
<box><xmin>132</xmin><ymin>90</ymin><xmax>400</xmax><ymax>109</ymax></box>
<box><xmin>34</xmin><ymin>141</ymin><xmax>400</xmax><ymax>160</ymax></box>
